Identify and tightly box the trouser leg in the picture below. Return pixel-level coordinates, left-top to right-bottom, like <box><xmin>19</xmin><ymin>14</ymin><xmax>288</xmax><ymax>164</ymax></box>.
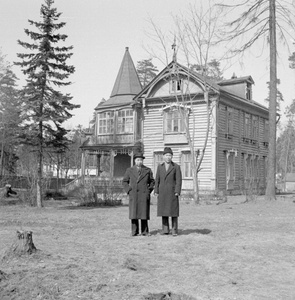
<box><xmin>131</xmin><ymin>219</ymin><xmax>139</xmax><ymax>236</ymax></box>
<box><xmin>141</xmin><ymin>220</ymin><xmax>149</xmax><ymax>235</ymax></box>
<box><xmin>162</xmin><ymin>216</ymin><xmax>169</xmax><ymax>234</ymax></box>
<box><xmin>172</xmin><ymin>217</ymin><xmax>178</xmax><ymax>235</ymax></box>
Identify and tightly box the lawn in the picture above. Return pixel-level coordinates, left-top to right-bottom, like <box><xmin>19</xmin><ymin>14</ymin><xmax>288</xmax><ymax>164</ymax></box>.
<box><xmin>0</xmin><ymin>195</ymin><xmax>295</xmax><ymax>300</ymax></box>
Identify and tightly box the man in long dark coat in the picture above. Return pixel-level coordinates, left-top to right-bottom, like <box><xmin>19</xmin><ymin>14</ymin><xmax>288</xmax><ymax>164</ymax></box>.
<box><xmin>154</xmin><ymin>147</ymin><xmax>182</xmax><ymax>236</ymax></box>
<box><xmin>122</xmin><ymin>152</ymin><xmax>155</xmax><ymax>236</ymax></box>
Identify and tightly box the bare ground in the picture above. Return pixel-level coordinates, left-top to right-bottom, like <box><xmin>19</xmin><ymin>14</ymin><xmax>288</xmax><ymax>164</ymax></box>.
<box><xmin>0</xmin><ymin>195</ymin><xmax>295</xmax><ymax>300</ymax></box>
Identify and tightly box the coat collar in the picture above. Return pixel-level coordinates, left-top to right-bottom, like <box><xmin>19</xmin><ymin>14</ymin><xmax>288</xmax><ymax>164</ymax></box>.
<box><xmin>160</xmin><ymin>161</ymin><xmax>175</xmax><ymax>177</ymax></box>
<box><xmin>131</xmin><ymin>165</ymin><xmax>149</xmax><ymax>181</ymax></box>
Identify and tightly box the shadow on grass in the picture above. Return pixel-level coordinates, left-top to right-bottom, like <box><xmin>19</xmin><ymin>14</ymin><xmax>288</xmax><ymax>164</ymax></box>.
<box><xmin>149</xmin><ymin>228</ymin><xmax>211</xmax><ymax>236</ymax></box>
<box><xmin>58</xmin><ymin>204</ymin><xmax>128</xmax><ymax>210</ymax></box>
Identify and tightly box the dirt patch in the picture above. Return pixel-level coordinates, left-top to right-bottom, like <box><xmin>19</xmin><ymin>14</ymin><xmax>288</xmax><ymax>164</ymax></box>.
<box><xmin>0</xmin><ymin>195</ymin><xmax>295</xmax><ymax>299</ymax></box>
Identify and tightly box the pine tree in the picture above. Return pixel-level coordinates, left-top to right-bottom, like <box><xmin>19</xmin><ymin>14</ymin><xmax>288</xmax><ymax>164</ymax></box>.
<box><xmin>190</xmin><ymin>59</ymin><xmax>224</xmax><ymax>81</ymax></box>
<box><xmin>0</xmin><ymin>68</ymin><xmax>21</xmax><ymax>176</ymax></box>
<box><xmin>136</xmin><ymin>59</ymin><xmax>158</xmax><ymax>88</ymax></box>
<box><xmin>219</xmin><ymin>0</ymin><xmax>295</xmax><ymax>200</ymax></box>
<box><xmin>15</xmin><ymin>0</ymin><xmax>80</xmax><ymax>207</ymax></box>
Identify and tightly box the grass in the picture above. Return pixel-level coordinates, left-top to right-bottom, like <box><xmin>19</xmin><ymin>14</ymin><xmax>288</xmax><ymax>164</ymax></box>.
<box><xmin>0</xmin><ymin>195</ymin><xmax>295</xmax><ymax>299</ymax></box>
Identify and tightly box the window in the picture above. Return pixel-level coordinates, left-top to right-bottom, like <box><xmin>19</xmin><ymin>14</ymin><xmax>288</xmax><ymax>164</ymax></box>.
<box><xmin>244</xmin><ymin>113</ymin><xmax>251</xmax><ymax>139</ymax></box>
<box><xmin>264</xmin><ymin>119</ymin><xmax>269</xmax><ymax>144</ymax></box>
<box><xmin>154</xmin><ymin>152</ymin><xmax>163</xmax><ymax>173</ymax></box>
<box><xmin>117</xmin><ymin>109</ymin><xmax>133</xmax><ymax>133</ymax></box>
<box><xmin>226</xmin><ymin>151</ymin><xmax>235</xmax><ymax>190</ymax></box>
<box><xmin>98</xmin><ymin>111</ymin><xmax>114</xmax><ymax>134</ymax></box>
<box><xmin>181</xmin><ymin>152</ymin><xmax>193</xmax><ymax>178</ymax></box>
<box><xmin>246</xmin><ymin>82</ymin><xmax>252</xmax><ymax>100</ymax></box>
<box><xmin>226</xmin><ymin>107</ymin><xmax>234</xmax><ymax>138</ymax></box>
<box><xmin>252</xmin><ymin>116</ymin><xmax>258</xmax><ymax>141</ymax></box>
<box><xmin>164</xmin><ymin>109</ymin><xmax>185</xmax><ymax>133</ymax></box>
<box><xmin>253</xmin><ymin>156</ymin><xmax>259</xmax><ymax>181</ymax></box>
<box><xmin>170</xmin><ymin>79</ymin><xmax>183</xmax><ymax>93</ymax></box>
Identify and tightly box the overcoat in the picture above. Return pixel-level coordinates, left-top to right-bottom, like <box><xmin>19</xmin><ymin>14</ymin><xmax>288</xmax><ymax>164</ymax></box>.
<box><xmin>122</xmin><ymin>165</ymin><xmax>155</xmax><ymax>220</ymax></box>
<box><xmin>154</xmin><ymin>161</ymin><xmax>182</xmax><ymax>217</ymax></box>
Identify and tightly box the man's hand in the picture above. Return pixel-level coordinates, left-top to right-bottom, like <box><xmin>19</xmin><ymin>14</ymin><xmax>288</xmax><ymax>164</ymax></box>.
<box><xmin>175</xmin><ymin>193</ymin><xmax>179</xmax><ymax>196</ymax></box>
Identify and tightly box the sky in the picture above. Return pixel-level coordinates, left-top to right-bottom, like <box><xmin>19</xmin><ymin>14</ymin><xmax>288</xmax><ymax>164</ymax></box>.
<box><xmin>1</xmin><ymin>0</ymin><xmax>295</xmax><ymax>129</ymax></box>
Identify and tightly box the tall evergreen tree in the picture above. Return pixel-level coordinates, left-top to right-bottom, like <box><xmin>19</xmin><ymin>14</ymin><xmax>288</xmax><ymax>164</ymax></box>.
<box><xmin>0</xmin><ymin>68</ymin><xmax>21</xmax><ymax>175</ymax></box>
<box><xmin>15</xmin><ymin>0</ymin><xmax>80</xmax><ymax>207</ymax></box>
<box><xmin>136</xmin><ymin>58</ymin><xmax>158</xmax><ymax>88</ymax></box>
<box><xmin>190</xmin><ymin>58</ymin><xmax>224</xmax><ymax>81</ymax></box>
<box><xmin>219</xmin><ymin>0</ymin><xmax>295</xmax><ymax>200</ymax></box>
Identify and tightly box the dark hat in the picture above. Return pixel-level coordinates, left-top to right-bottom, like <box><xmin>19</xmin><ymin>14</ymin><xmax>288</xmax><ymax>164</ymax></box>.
<box><xmin>133</xmin><ymin>152</ymin><xmax>145</xmax><ymax>159</ymax></box>
<box><xmin>163</xmin><ymin>147</ymin><xmax>173</xmax><ymax>155</ymax></box>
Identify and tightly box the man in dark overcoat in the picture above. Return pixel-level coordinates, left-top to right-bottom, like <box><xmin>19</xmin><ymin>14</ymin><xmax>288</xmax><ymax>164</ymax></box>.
<box><xmin>122</xmin><ymin>152</ymin><xmax>155</xmax><ymax>236</ymax></box>
<box><xmin>154</xmin><ymin>147</ymin><xmax>182</xmax><ymax>236</ymax></box>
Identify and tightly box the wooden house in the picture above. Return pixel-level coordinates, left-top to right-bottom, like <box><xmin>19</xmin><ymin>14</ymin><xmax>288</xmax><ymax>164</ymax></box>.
<box><xmin>134</xmin><ymin>60</ymin><xmax>269</xmax><ymax>195</ymax></box>
<box><xmin>81</xmin><ymin>48</ymin><xmax>269</xmax><ymax>195</ymax></box>
<box><xmin>80</xmin><ymin>47</ymin><xmax>142</xmax><ymax>183</ymax></box>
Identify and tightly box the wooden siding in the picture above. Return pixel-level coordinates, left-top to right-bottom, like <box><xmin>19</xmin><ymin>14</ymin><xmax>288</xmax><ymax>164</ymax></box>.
<box><xmin>142</xmin><ymin>100</ymin><xmax>213</xmax><ymax>191</ymax></box>
<box><xmin>217</xmin><ymin>100</ymin><xmax>269</xmax><ymax>194</ymax></box>
<box><xmin>90</xmin><ymin>134</ymin><xmax>134</xmax><ymax>145</ymax></box>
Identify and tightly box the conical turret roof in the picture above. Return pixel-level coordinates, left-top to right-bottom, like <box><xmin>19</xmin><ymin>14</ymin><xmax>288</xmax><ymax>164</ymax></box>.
<box><xmin>96</xmin><ymin>47</ymin><xmax>142</xmax><ymax>109</ymax></box>
<box><xmin>110</xmin><ymin>47</ymin><xmax>142</xmax><ymax>98</ymax></box>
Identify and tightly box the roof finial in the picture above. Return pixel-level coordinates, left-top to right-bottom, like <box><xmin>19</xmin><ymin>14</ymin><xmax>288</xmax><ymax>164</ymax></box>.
<box><xmin>231</xmin><ymin>72</ymin><xmax>237</xmax><ymax>79</ymax></box>
<box><xmin>125</xmin><ymin>46</ymin><xmax>129</xmax><ymax>51</ymax></box>
<box><xmin>172</xmin><ymin>36</ymin><xmax>177</xmax><ymax>63</ymax></box>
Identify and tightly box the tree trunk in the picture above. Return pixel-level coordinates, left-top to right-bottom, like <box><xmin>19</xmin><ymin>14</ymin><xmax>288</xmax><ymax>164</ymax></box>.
<box><xmin>5</xmin><ymin>231</ymin><xmax>37</xmax><ymax>258</ymax></box>
<box><xmin>265</xmin><ymin>0</ymin><xmax>277</xmax><ymax>200</ymax></box>
<box><xmin>37</xmin><ymin>158</ymin><xmax>43</xmax><ymax>207</ymax></box>
<box><xmin>0</xmin><ymin>129</ymin><xmax>5</xmax><ymax>176</ymax></box>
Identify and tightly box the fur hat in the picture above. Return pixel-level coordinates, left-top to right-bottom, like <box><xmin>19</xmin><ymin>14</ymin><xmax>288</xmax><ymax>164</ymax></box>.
<box><xmin>163</xmin><ymin>147</ymin><xmax>173</xmax><ymax>155</ymax></box>
<box><xmin>133</xmin><ymin>152</ymin><xmax>145</xmax><ymax>159</ymax></box>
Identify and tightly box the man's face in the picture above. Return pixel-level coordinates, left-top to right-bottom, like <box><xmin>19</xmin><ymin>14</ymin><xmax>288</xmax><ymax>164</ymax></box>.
<box><xmin>134</xmin><ymin>158</ymin><xmax>143</xmax><ymax>167</ymax></box>
<box><xmin>163</xmin><ymin>153</ymin><xmax>172</xmax><ymax>163</ymax></box>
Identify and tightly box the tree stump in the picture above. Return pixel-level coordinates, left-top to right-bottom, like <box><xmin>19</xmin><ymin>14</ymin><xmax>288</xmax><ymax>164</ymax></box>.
<box><xmin>9</xmin><ymin>230</ymin><xmax>37</xmax><ymax>256</ymax></box>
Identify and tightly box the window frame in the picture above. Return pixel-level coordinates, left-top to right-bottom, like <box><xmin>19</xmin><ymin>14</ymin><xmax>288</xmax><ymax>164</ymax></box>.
<box><xmin>181</xmin><ymin>151</ymin><xmax>193</xmax><ymax>179</ymax></box>
<box><xmin>164</xmin><ymin>108</ymin><xmax>186</xmax><ymax>134</ymax></box>
<box><xmin>225</xmin><ymin>106</ymin><xmax>234</xmax><ymax>138</ymax></box>
<box><xmin>97</xmin><ymin>111</ymin><xmax>114</xmax><ymax>134</ymax></box>
<box><xmin>117</xmin><ymin>109</ymin><xmax>133</xmax><ymax>134</ymax></box>
<box><xmin>154</xmin><ymin>151</ymin><xmax>164</xmax><ymax>174</ymax></box>
<box><xmin>169</xmin><ymin>78</ymin><xmax>183</xmax><ymax>94</ymax></box>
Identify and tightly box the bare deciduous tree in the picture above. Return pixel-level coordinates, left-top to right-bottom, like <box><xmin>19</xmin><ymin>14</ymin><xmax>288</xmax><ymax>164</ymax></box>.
<box><xmin>145</xmin><ymin>1</ymin><xmax>224</xmax><ymax>203</ymax></box>
<box><xmin>218</xmin><ymin>0</ymin><xmax>295</xmax><ymax>200</ymax></box>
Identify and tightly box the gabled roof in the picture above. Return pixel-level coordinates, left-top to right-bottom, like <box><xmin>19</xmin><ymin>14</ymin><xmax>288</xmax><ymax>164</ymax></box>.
<box><xmin>134</xmin><ymin>61</ymin><xmax>221</xmax><ymax>100</ymax></box>
<box><xmin>95</xmin><ymin>47</ymin><xmax>142</xmax><ymax>110</ymax></box>
<box><xmin>218</xmin><ymin>75</ymin><xmax>255</xmax><ymax>86</ymax></box>
<box><xmin>134</xmin><ymin>61</ymin><xmax>268</xmax><ymax>114</ymax></box>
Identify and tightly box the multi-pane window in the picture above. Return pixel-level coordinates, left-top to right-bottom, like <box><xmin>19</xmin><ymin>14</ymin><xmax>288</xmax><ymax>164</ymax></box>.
<box><xmin>165</xmin><ymin>109</ymin><xmax>185</xmax><ymax>133</ymax></box>
<box><xmin>117</xmin><ymin>109</ymin><xmax>133</xmax><ymax>133</ymax></box>
<box><xmin>181</xmin><ymin>152</ymin><xmax>193</xmax><ymax>178</ymax></box>
<box><xmin>226</xmin><ymin>107</ymin><xmax>234</xmax><ymax>137</ymax></box>
<box><xmin>98</xmin><ymin>111</ymin><xmax>114</xmax><ymax>134</ymax></box>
